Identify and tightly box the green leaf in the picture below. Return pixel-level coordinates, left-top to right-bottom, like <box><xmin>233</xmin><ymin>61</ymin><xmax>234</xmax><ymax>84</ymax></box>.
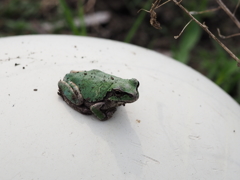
<box><xmin>124</xmin><ymin>1</ymin><xmax>151</xmax><ymax>43</ymax></box>
<box><xmin>58</xmin><ymin>0</ymin><xmax>80</xmax><ymax>35</ymax></box>
<box><xmin>173</xmin><ymin>20</ymin><xmax>202</xmax><ymax>64</ymax></box>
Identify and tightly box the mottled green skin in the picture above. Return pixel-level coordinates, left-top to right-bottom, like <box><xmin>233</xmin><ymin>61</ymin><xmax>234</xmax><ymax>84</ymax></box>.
<box><xmin>63</xmin><ymin>69</ymin><xmax>138</xmax><ymax>102</ymax></box>
<box><xmin>58</xmin><ymin>69</ymin><xmax>139</xmax><ymax>120</ymax></box>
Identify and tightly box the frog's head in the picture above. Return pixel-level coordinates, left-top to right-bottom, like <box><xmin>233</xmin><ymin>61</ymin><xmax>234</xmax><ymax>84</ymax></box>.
<box><xmin>108</xmin><ymin>78</ymin><xmax>139</xmax><ymax>103</ymax></box>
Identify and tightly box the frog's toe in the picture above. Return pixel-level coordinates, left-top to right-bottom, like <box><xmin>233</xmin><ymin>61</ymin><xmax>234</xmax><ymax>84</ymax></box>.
<box><xmin>68</xmin><ymin>81</ymin><xmax>83</xmax><ymax>105</ymax></box>
<box><xmin>105</xmin><ymin>108</ymin><xmax>117</xmax><ymax>120</ymax></box>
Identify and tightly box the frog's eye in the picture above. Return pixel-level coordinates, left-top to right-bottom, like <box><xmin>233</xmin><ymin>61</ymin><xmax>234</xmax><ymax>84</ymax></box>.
<box><xmin>114</xmin><ymin>90</ymin><xmax>122</xmax><ymax>96</ymax></box>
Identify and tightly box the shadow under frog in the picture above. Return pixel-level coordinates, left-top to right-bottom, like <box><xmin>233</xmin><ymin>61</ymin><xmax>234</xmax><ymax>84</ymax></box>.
<box><xmin>67</xmin><ymin>105</ymin><xmax>144</xmax><ymax>177</ymax></box>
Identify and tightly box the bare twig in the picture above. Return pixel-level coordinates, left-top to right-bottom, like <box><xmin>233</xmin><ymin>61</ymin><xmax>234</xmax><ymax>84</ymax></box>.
<box><xmin>140</xmin><ymin>0</ymin><xmax>240</xmax><ymax>66</ymax></box>
<box><xmin>85</xmin><ymin>0</ymin><xmax>96</xmax><ymax>12</ymax></box>
<box><xmin>172</xmin><ymin>0</ymin><xmax>240</xmax><ymax>66</ymax></box>
<box><xmin>215</xmin><ymin>0</ymin><xmax>240</xmax><ymax>29</ymax></box>
<box><xmin>217</xmin><ymin>28</ymin><xmax>240</xmax><ymax>39</ymax></box>
<box><xmin>189</xmin><ymin>6</ymin><xmax>221</xmax><ymax>15</ymax></box>
<box><xmin>174</xmin><ymin>19</ymin><xmax>192</xmax><ymax>39</ymax></box>
<box><xmin>233</xmin><ymin>0</ymin><xmax>240</xmax><ymax>15</ymax></box>
<box><xmin>138</xmin><ymin>0</ymin><xmax>171</xmax><ymax>29</ymax></box>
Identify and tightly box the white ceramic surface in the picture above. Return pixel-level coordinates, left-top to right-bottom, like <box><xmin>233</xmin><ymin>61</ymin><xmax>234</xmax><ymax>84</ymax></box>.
<box><xmin>0</xmin><ymin>35</ymin><xmax>240</xmax><ymax>180</ymax></box>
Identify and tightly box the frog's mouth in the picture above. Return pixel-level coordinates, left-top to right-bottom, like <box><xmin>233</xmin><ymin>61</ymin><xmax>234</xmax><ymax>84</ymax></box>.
<box><xmin>106</xmin><ymin>88</ymin><xmax>139</xmax><ymax>103</ymax></box>
<box><xmin>110</xmin><ymin>93</ymin><xmax>139</xmax><ymax>103</ymax></box>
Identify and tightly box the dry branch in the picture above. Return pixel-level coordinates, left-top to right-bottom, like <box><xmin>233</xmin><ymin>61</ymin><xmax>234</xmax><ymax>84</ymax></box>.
<box><xmin>189</xmin><ymin>6</ymin><xmax>220</xmax><ymax>15</ymax></box>
<box><xmin>233</xmin><ymin>0</ymin><xmax>240</xmax><ymax>15</ymax></box>
<box><xmin>172</xmin><ymin>0</ymin><xmax>240</xmax><ymax>66</ymax></box>
<box><xmin>174</xmin><ymin>19</ymin><xmax>192</xmax><ymax>39</ymax></box>
<box><xmin>217</xmin><ymin>28</ymin><xmax>240</xmax><ymax>39</ymax></box>
<box><xmin>139</xmin><ymin>0</ymin><xmax>240</xmax><ymax>66</ymax></box>
<box><xmin>215</xmin><ymin>0</ymin><xmax>240</xmax><ymax>29</ymax></box>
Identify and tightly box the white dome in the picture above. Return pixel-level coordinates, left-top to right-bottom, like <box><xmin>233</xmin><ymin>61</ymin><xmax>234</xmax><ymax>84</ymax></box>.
<box><xmin>0</xmin><ymin>35</ymin><xmax>239</xmax><ymax>180</ymax></box>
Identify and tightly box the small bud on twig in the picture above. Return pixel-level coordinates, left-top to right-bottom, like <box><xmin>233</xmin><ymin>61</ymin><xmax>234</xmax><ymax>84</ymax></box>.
<box><xmin>138</xmin><ymin>0</ymin><xmax>171</xmax><ymax>29</ymax></box>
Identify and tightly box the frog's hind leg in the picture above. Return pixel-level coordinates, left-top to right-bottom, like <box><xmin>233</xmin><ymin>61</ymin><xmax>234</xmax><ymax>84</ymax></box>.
<box><xmin>58</xmin><ymin>80</ymin><xmax>92</xmax><ymax>115</ymax></box>
<box><xmin>61</xmin><ymin>95</ymin><xmax>92</xmax><ymax>115</ymax></box>
<box><xmin>58</xmin><ymin>80</ymin><xmax>83</xmax><ymax>105</ymax></box>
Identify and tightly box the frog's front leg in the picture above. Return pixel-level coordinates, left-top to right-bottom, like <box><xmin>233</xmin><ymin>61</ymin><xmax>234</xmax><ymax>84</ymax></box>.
<box><xmin>90</xmin><ymin>103</ymin><xmax>117</xmax><ymax>121</ymax></box>
<box><xmin>58</xmin><ymin>80</ymin><xmax>83</xmax><ymax>105</ymax></box>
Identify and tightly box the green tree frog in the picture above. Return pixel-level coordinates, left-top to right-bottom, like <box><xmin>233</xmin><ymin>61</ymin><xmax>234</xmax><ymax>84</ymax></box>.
<box><xmin>58</xmin><ymin>69</ymin><xmax>139</xmax><ymax>121</ymax></box>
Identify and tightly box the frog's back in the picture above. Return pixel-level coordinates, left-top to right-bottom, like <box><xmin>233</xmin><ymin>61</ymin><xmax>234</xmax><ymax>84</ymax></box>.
<box><xmin>64</xmin><ymin>69</ymin><xmax>120</xmax><ymax>102</ymax></box>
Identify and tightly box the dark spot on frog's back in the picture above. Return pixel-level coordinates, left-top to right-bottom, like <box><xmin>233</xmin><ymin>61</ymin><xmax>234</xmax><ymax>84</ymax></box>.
<box><xmin>111</xmin><ymin>77</ymin><xmax>114</xmax><ymax>80</ymax></box>
<box><xmin>84</xmin><ymin>72</ymin><xmax>87</xmax><ymax>75</ymax></box>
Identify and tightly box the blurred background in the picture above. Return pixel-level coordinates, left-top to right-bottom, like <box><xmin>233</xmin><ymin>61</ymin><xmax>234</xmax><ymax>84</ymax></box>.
<box><xmin>0</xmin><ymin>0</ymin><xmax>240</xmax><ymax>103</ymax></box>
